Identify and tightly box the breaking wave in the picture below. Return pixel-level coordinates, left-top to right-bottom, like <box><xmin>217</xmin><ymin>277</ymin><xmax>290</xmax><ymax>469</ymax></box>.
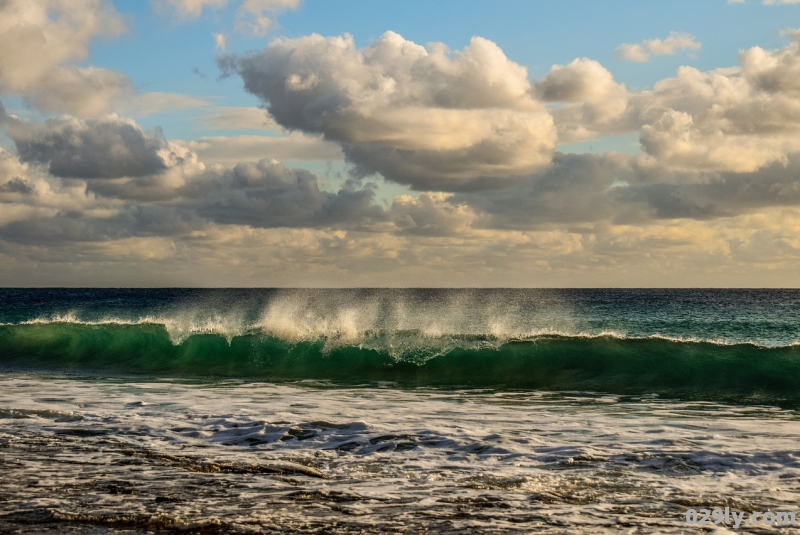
<box><xmin>2</xmin><ymin>320</ymin><xmax>800</xmax><ymax>403</ymax></box>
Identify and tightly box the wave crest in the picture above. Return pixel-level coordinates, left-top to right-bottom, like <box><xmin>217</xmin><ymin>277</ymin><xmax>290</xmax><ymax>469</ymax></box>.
<box><xmin>2</xmin><ymin>322</ymin><xmax>800</xmax><ymax>403</ymax></box>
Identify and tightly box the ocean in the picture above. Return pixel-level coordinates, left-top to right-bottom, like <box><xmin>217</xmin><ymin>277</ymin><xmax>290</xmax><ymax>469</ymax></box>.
<box><xmin>0</xmin><ymin>288</ymin><xmax>799</xmax><ymax>533</ymax></box>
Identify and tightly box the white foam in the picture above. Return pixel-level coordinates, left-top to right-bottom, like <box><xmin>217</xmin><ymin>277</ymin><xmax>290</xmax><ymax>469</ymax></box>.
<box><xmin>1</xmin><ymin>375</ymin><xmax>798</xmax><ymax>532</ymax></box>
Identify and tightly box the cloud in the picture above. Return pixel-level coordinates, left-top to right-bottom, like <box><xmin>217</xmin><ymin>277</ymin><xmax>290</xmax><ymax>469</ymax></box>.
<box><xmin>0</xmin><ymin>0</ymin><xmax>130</xmax><ymax>116</ymax></box>
<box><xmin>116</xmin><ymin>92</ymin><xmax>211</xmax><ymax>117</ymax></box>
<box><xmin>154</xmin><ymin>0</ymin><xmax>301</xmax><ymax>36</ymax></box>
<box><xmin>739</xmin><ymin>32</ymin><xmax>800</xmax><ymax>93</ymax></box>
<box><xmin>219</xmin><ymin>28</ymin><xmax>800</xmax><ymax>193</ymax></box>
<box><xmin>2</xmin><ymin>113</ymin><xmax>170</xmax><ymax>179</ymax></box>
<box><xmin>454</xmin><ymin>152</ymin><xmax>642</xmax><ymax>228</ymax></box>
<box><xmin>388</xmin><ymin>192</ymin><xmax>483</xmax><ymax>236</ymax></box>
<box><xmin>0</xmin><ymin>0</ymin><xmax>126</xmax><ymax>91</ymax></box>
<box><xmin>6</xmin><ymin>127</ymin><xmax>800</xmax><ymax>286</ymax></box>
<box><xmin>22</xmin><ymin>66</ymin><xmax>134</xmax><ymax>118</ymax></box>
<box><xmin>525</xmin><ymin>32</ymin><xmax>800</xmax><ymax>172</ymax></box>
<box><xmin>185</xmin><ymin>134</ymin><xmax>343</xmax><ymax>164</ymax></box>
<box><xmin>213</xmin><ymin>32</ymin><xmax>227</xmax><ymax>50</ymax></box>
<box><xmin>200</xmin><ymin>106</ymin><xmax>282</xmax><ymax>130</ymax></box>
<box><xmin>0</xmin><ymin>110</ymin><xmax>374</xmax><ymax>230</ymax></box>
<box><xmin>235</xmin><ymin>0</ymin><xmax>301</xmax><ymax>36</ymax></box>
<box><xmin>616</xmin><ymin>32</ymin><xmax>701</xmax><ymax>63</ymax></box>
<box><xmin>5</xmin><ymin>15</ymin><xmax>800</xmax><ymax>286</ymax></box>
<box><xmin>152</xmin><ymin>0</ymin><xmax>228</xmax><ymax>19</ymax></box>
<box><xmin>622</xmin><ymin>33</ymin><xmax>800</xmax><ymax>172</ymax></box>
<box><xmin>638</xmin><ymin>108</ymin><xmax>791</xmax><ymax>172</ymax></box>
<box><xmin>0</xmin><ymin>109</ymin><xmax>482</xmax><ymax>236</ymax></box>
<box><xmin>534</xmin><ymin>58</ymin><xmax>629</xmax><ymax>142</ymax></box>
<box><xmin>223</xmin><ymin>31</ymin><xmax>556</xmax><ymax>190</ymax></box>
<box><xmin>0</xmin><ymin>0</ymin><xmax>208</xmax><ymax>119</ymax></box>
<box><xmin>451</xmin><ymin>150</ymin><xmax>800</xmax><ymax>230</ymax></box>
<box><xmin>0</xmin><ymin>145</ymin><xmax>113</xmax><ymax>233</ymax></box>
<box><xmin>188</xmin><ymin>159</ymin><xmax>384</xmax><ymax>229</ymax></box>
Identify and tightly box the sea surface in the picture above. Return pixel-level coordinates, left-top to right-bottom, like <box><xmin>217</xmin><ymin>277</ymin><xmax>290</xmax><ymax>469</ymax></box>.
<box><xmin>1</xmin><ymin>288</ymin><xmax>799</xmax><ymax>533</ymax></box>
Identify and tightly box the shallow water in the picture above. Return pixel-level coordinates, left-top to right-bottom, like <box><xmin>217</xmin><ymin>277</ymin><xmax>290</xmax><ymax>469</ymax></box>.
<box><xmin>1</xmin><ymin>376</ymin><xmax>799</xmax><ymax>533</ymax></box>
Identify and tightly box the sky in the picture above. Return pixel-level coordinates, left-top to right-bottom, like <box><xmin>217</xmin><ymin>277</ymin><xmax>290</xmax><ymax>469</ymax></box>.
<box><xmin>2</xmin><ymin>1</ymin><xmax>800</xmax><ymax>287</ymax></box>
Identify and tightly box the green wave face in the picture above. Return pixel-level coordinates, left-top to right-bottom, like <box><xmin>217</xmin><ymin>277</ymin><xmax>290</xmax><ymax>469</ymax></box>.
<box><xmin>2</xmin><ymin>322</ymin><xmax>800</xmax><ymax>403</ymax></box>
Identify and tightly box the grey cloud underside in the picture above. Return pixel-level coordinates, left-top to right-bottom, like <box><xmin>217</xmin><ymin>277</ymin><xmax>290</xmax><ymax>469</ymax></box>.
<box><xmin>37</xmin><ymin>153</ymin><xmax>388</xmax><ymax>232</ymax></box>
<box><xmin>4</xmin><ymin>150</ymin><xmax>800</xmax><ymax>254</ymax></box>
<box><xmin>456</xmin><ymin>153</ymin><xmax>800</xmax><ymax>228</ymax></box>
<box><xmin>9</xmin><ymin>148</ymin><xmax>800</xmax><ymax>252</ymax></box>
<box><xmin>0</xmin><ymin>206</ymin><xmax>204</xmax><ymax>245</ymax></box>
<box><xmin>3</xmin><ymin>114</ymin><xmax>168</xmax><ymax>179</ymax></box>
<box><xmin>184</xmin><ymin>161</ymin><xmax>385</xmax><ymax>229</ymax></box>
<box><xmin>341</xmin><ymin>145</ymin><xmax>535</xmax><ymax>192</ymax></box>
<box><xmin>0</xmin><ymin>113</ymin><xmax>386</xmax><ymax>234</ymax></box>
<box><xmin>0</xmin><ymin>176</ymin><xmax>33</xmax><ymax>194</ymax></box>
<box><xmin>628</xmin><ymin>159</ymin><xmax>800</xmax><ymax>219</ymax></box>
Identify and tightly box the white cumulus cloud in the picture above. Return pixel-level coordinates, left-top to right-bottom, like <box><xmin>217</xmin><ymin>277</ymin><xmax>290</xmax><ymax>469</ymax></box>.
<box><xmin>617</xmin><ymin>31</ymin><xmax>701</xmax><ymax>63</ymax></box>
<box><xmin>222</xmin><ymin>31</ymin><xmax>556</xmax><ymax>190</ymax></box>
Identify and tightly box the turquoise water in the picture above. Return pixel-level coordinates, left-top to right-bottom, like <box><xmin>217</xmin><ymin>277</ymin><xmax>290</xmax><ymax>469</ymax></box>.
<box><xmin>1</xmin><ymin>288</ymin><xmax>799</xmax><ymax>401</ymax></box>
